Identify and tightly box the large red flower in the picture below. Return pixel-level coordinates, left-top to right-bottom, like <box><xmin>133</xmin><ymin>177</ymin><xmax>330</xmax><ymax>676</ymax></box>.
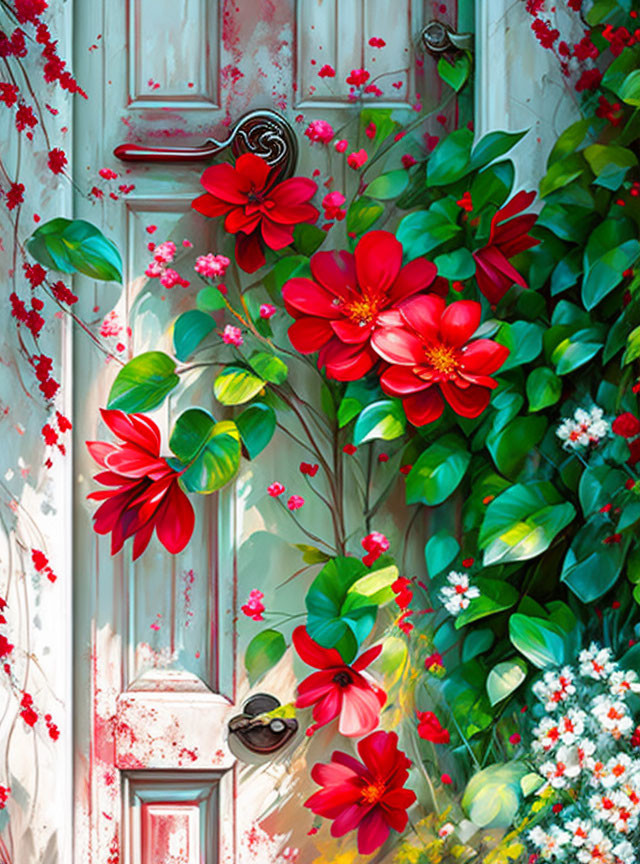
<box><xmin>473</xmin><ymin>190</ymin><xmax>539</xmax><ymax>305</ymax></box>
<box><xmin>86</xmin><ymin>409</ymin><xmax>195</xmax><ymax>559</ymax></box>
<box><xmin>305</xmin><ymin>730</ymin><xmax>416</xmax><ymax>855</ymax></box>
<box><xmin>293</xmin><ymin>626</ymin><xmax>386</xmax><ymax>738</ymax></box>
<box><xmin>281</xmin><ymin>231</ymin><xmax>438</xmax><ymax>381</ymax></box>
<box><xmin>192</xmin><ymin>153</ymin><xmax>319</xmax><ymax>273</ymax></box>
<box><xmin>371</xmin><ymin>294</ymin><xmax>509</xmax><ymax>426</ymax></box>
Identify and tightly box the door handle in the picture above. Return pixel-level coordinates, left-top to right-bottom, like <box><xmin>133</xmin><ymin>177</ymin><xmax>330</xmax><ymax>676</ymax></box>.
<box><xmin>113</xmin><ymin>109</ymin><xmax>299</xmax><ymax>180</ymax></box>
<box><xmin>228</xmin><ymin>693</ymin><xmax>298</xmax><ymax>756</ymax></box>
<box><xmin>421</xmin><ymin>20</ymin><xmax>474</xmax><ymax>56</ymax></box>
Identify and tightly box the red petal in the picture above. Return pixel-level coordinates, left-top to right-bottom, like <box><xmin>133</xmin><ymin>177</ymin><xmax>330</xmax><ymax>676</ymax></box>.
<box><xmin>380</xmin><ymin>365</ymin><xmax>428</xmax><ymax>396</ymax></box>
<box><xmin>354</xmin><ymin>231</ymin><xmax>403</xmax><ymax>295</ymax></box>
<box><xmin>461</xmin><ymin>339</ymin><xmax>510</xmax><ymax>375</ymax></box>
<box><xmin>288</xmin><ymin>318</ymin><xmax>334</xmax><ymax>353</ymax></box>
<box><xmin>269</xmin><ymin>176</ymin><xmax>318</xmax><ymax>207</ymax></box>
<box><xmin>199</xmin><ymin>162</ymin><xmax>249</xmax><ymax>204</ymax></box>
<box><xmin>398</xmin><ymin>294</ymin><xmax>445</xmax><ymax>340</ymax></box>
<box><xmin>86</xmin><ymin>440</ymin><xmax>116</xmax><ymax>468</ymax></box>
<box><xmin>311</xmin><ymin>250</ymin><xmax>357</xmax><ymax>297</ymax></box>
<box><xmin>282</xmin><ymin>278</ymin><xmax>341</xmax><ymax>318</ymax></box>
<box><xmin>357</xmin><ymin>729</ymin><xmax>397</xmax><ymax>778</ymax></box>
<box><xmin>191</xmin><ymin>192</ymin><xmax>233</xmax><ymax>218</ymax></box>
<box><xmin>235</xmin><ymin>232</ymin><xmax>265</xmax><ymax>273</ymax></box>
<box><xmin>331</xmin><ymin>804</ymin><xmax>367</xmax><ymax>838</ymax></box>
<box><xmin>261</xmin><ymin>217</ymin><xmax>295</xmax><ymax>250</ymax></box>
<box><xmin>132</xmin><ymin>520</ymin><xmax>155</xmax><ymax>560</ymax></box>
<box><xmin>104</xmin><ymin>445</ymin><xmax>168</xmax><ymax>479</ymax></box>
<box><xmin>403</xmin><ymin>388</ymin><xmax>444</xmax><ymax>426</ymax></box>
<box><xmin>441</xmin><ymin>380</ymin><xmax>490</xmax><ymax>418</ymax></box>
<box><xmin>225</xmin><ymin>207</ymin><xmax>260</xmax><ymax>234</ymax></box>
<box><xmin>339</xmin><ymin>684</ymin><xmax>383</xmax><ymax>737</ymax></box>
<box><xmin>473</xmin><ymin>250</ymin><xmax>514</xmax><ymax>305</ymax></box>
<box><xmin>99</xmin><ymin>409</ymin><xmax>161</xmax><ymax>454</ymax></box>
<box><xmin>357</xmin><ymin>808</ymin><xmax>390</xmax><ymax>855</ymax></box>
<box><xmin>390</xmin><ymin>257</ymin><xmax>437</xmax><ymax>302</ymax></box>
<box><xmin>234</xmin><ymin>153</ymin><xmax>271</xmax><ymax>190</ymax></box>
<box><xmin>371</xmin><ymin>327</ymin><xmax>424</xmax><ymax>365</ymax></box>
<box><xmin>292</xmin><ymin>625</ymin><xmax>343</xmax><ymax>668</ymax></box>
<box><xmin>330</xmin><ymin>319</ymin><xmax>372</xmax><ymax>344</ymax></box>
<box><xmin>439</xmin><ymin>300</ymin><xmax>481</xmax><ymax>347</ymax></box>
<box><xmin>321</xmin><ymin>341</ymin><xmax>377</xmax><ymax>381</ymax></box>
<box><xmin>154</xmin><ymin>480</ymin><xmax>195</xmax><ymax>554</ymax></box>
<box><xmin>352</xmin><ymin>643</ymin><xmax>383</xmax><ymax>671</ymax></box>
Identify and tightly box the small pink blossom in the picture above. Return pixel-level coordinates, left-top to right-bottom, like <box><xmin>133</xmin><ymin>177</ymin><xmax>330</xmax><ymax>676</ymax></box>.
<box><xmin>304</xmin><ymin>119</ymin><xmax>334</xmax><ymax>144</ymax></box>
<box><xmin>318</xmin><ymin>64</ymin><xmax>336</xmax><ymax>78</ymax></box>
<box><xmin>100</xmin><ymin>311</ymin><xmax>122</xmax><ymax>338</ymax></box>
<box><xmin>222</xmin><ymin>325</ymin><xmax>243</xmax><ymax>347</ymax></box>
<box><xmin>268</xmin><ymin>482</ymin><xmax>285</xmax><ymax>497</ymax></box>
<box><xmin>182</xmin><ymin>239</ymin><xmax>193</xmax><ymax>248</ymax></box>
<box><xmin>153</xmin><ymin>241</ymin><xmax>176</xmax><ymax>264</ymax></box>
<box><xmin>346</xmin><ymin>69</ymin><xmax>370</xmax><ymax>87</ymax></box>
<box><xmin>401</xmin><ymin>154</ymin><xmax>417</xmax><ymax>169</ymax></box>
<box><xmin>160</xmin><ymin>268</ymin><xmax>189</xmax><ymax>289</ymax></box>
<box><xmin>145</xmin><ymin>260</ymin><xmax>163</xmax><ymax>278</ymax></box>
<box><xmin>259</xmin><ymin>303</ymin><xmax>276</xmax><ymax>319</ymax></box>
<box><xmin>241</xmin><ymin>589</ymin><xmax>265</xmax><ymax>621</ymax></box>
<box><xmin>362</xmin><ymin>532</ymin><xmax>390</xmax><ymax>567</ymax></box>
<box><xmin>347</xmin><ymin>149</ymin><xmax>368</xmax><ymax>170</ymax></box>
<box><xmin>365</xmin><ymin>122</ymin><xmax>377</xmax><ymax>140</ymax></box>
<box><xmin>334</xmin><ymin>139</ymin><xmax>348</xmax><ymax>153</ymax></box>
<box><xmin>287</xmin><ymin>495</ymin><xmax>305</xmax><ymax>511</ymax></box>
<box><xmin>368</xmin><ymin>37</ymin><xmax>386</xmax><ymax>48</ymax></box>
<box><xmin>195</xmin><ymin>253</ymin><xmax>230</xmax><ymax>278</ymax></box>
<box><xmin>364</xmin><ymin>84</ymin><xmax>383</xmax><ymax>97</ymax></box>
<box><xmin>99</xmin><ymin>168</ymin><xmax>118</xmax><ymax>180</ymax></box>
<box><xmin>322</xmin><ymin>191</ymin><xmax>346</xmax><ymax>221</ymax></box>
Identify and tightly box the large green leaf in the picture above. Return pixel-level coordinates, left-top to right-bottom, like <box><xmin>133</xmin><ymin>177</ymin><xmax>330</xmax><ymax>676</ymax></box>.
<box><xmin>438</xmin><ymin>53</ymin><xmax>471</xmax><ymax>92</ymax></box>
<box><xmin>584</xmin><ymin>144</ymin><xmax>637</xmax><ymax>190</ymax></box>
<box><xmin>441</xmin><ymin>660</ymin><xmax>493</xmax><ymax>738</ymax></box>
<box><xmin>169</xmin><ymin>408</ymin><xmax>241</xmax><ymax>493</ymax></box>
<box><xmin>27</xmin><ymin>217</ymin><xmax>122</xmax><ymax>282</ymax></box>
<box><xmin>509</xmin><ymin>614</ymin><xmax>566</xmax><ymax>669</ymax></box>
<box><xmin>561</xmin><ymin>520</ymin><xmax>627</xmax><ymax>602</ymax></box>
<box><xmin>345</xmin><ymin>565</ymin><xmax>399</xmax><ymax>606</ymax></box>
<box><xmin>486</xmin><ymin>416</ymin><xmax>547</xmax><ymax>478</ymax></box>
<box><xmin>526</xmin><ymin>367</ymin><xmax>562</xmax><ymax>412</ymax></box>
<box><xmin>236</xmin><ymin>403</ymin><xmax>276</xmax><ymax>460</ymax></box>
<box><xmin>619</xmin><ymin>68</ymin><xmax>640</xmax><ymax>106</ymax></box>
<box><xmin>426</xmin><ymin>127</ymin><xmax>474</xmax><ymax>186</ymax></box>
<box><xmin>470</xmin><ymin>129</ymin><xmax>527</xmax><ymax>171</ymax></box>
<box><xmin>395</xmin><ymin>209</ymin><xmax>461</xmax><ymax>260</ymax></box>
<box><xmin>539</xmin><ymin>154</ymin><xmax>585</xmax><ymax>198</ymax></box>
<box><xmin>479</xmin><ymin>482</ymin><xmax>575</xmax><ymax>566</ymax></box>
<box><xmin>581</xmin><ymin>220</ymin><xmax>640</xmax><ymax>309</ymax></box>
<box><xmin>551</xmin><ymin>328</ymin><xmax>604</xmax><ymax>375</ymax></box>
<box><xmin>353</xmin><ymin>399</ymin><xmax>406</xmax><ymax>445</ymax></box>
<box><xmin>173</xmin><ymin>310</ymin><xmax>215</xmax><ymax>361</ymax></box>
<box><xmin>433</xmin><ymin>247</ymin><xmax>476</xmax><ymax>280</ymax></box>
<box><xmin>455</xmin><ymin>578</ymin><xmax>519</xmax><ymax>629</ymax></box>
<box><xmin>214</xmin><ymin>366</ymin><xmax>265</xmax><ymax>405</ymax></box>
<box><xmin>406</xmin><ymin>434</ymin><xmax>471</xmax><ymax>506</ymax></box>
<box><xmin>462</xmin><ymin>762</ymin><xmax>529</xmax><ymax>828</ymax></box>
<box><xmin>486</xmin><ymin>658</ymin><xmax>528</xmax><ymax>706</ymax></box>
<box><xmin>425</xmin><ymin>532</ymin><xmax>460</xmax><ymax>577</ymax></box>
<box><xmin>337</xmin><ymin>378</ymin><xmax>384</xmax><ymax>427</ymax></box>
<box><xmin>346</xmin><ymin>198</ymin><xmax>384</xmax><ymax>235</ymax></box>
<box><xmin>107</xmin><ymin>351</ymin><xmax>179</xmax><ymax>413</ymax></box>
<box><xmin>365</xmin><ymin>170</ymin><xmax>409</xmax><ymax>200</ymax></box>
<box><xmin>245</xmin><ymin>630</ymin><xmax>286</xmax><ymax>685</ymax></box>
<box><xmin>470</xmin><ymin>161</ymin><xmax>514</xmax><ymax>211</ymax></box>
<box><xmin>495</xmin><ymin>321</ymin><xmax>543</xmax><ymax>372</ymax></box>
<box><xmin>248</xmin><ymin>352</ymin><xmax>288</xmax><ymax>384</ymax></box>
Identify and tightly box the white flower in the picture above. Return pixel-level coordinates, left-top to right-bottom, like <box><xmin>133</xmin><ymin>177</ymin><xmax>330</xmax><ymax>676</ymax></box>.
<box><xmin>591</xmin><ymin>695</ymin><xmax>633</xmax><ymax>739</ymax></box>
<box><xmin>532</xmin><ymin>667</ymin><xmax>576</xmax><ymax>711</ymax></box>
<box><xmin>439</xmin><ymin>571</ymin><xmax>480</xmax><ymax>616</ymax></box>
<box><xmin>576</xmin><ymin>827</ymin><xmax>612</xmax><ymax>863</ymax></box>
<box><xmin>438</xmin><ymin>822</ymin><xmax>454</xmax><ymax>839</ymax></box>
<box><xmin>556</xmin><ymin>405</ymin><xmax>609</xmax><ymax>450</ymax></box>
<box><xmin>609</xmin><ymin>669</ymin><xmax>640</xmax><ymax>699</ymax></box>
<box><xmin>532</xmin><ymin>716</ymin><xmax>562</xmax><ymax>752</ymax></box>
<box><xmin>540</xmin><ymin>745</ymin><xmax>581</xmax><ymax>789</ymax></box>
<box><xmin>602</xmin><ymin>754</ymin><xmax>633</xmax><ymax>789</ymax></box>
<box><xmin>613</xmin><ymin>839</ymin><xmax>635</xmax><ymax>863</ymax></box>
<box><xmin>566</xmin><ymin>817</ymin><xmax>591</xmax><ymax>848</ymax></box>
<box><xmin>580</xmin><ymin>643</ymin><xmax>615</xmax><ymax>680</ymax></box>
<box><xmin>528</xmin><ymin>825</ymin><xmax>571</xmax><ymax>858</ymax></box>
<box><xmin>557</xmin><ymin>708</ymin><xmax>587</xmax><ymax>746</ymax></box>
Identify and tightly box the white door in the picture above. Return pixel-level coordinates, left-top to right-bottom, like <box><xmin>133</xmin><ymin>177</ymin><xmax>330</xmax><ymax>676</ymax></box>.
<box><xmin>71</xmin><ymin>2</ymin><xmax>466</xmax><ymax>861</ymax></box>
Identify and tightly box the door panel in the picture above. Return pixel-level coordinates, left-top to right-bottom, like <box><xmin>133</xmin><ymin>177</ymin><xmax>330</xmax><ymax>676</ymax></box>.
<box><xmin>72</xmin><ymin>2</ymin><xmax>460</xmax><ymax>861</ymax></box>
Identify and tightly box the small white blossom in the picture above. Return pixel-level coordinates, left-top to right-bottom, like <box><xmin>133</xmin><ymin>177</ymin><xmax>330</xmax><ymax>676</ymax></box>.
<box><xmin>532</xmin><ymin>667</ymin><xmax>576</xmax><ymax>711</ymax></box>
<box><xmin>439</xmin><ymin>570</ymin><xmax>480</xmax><ymax>616</ymax></box>
<box><xmin>557</xmin><ymin>405</ymin><xmax>610</xmax><ymax>450</ymax></box>
<box><xmin>579</xmin><ymin>643</ymin><xmax>615</xmax><ymax>680</ymax></box>
<box><xmin>609</xmin><ymin>669</ymin><xmax>640</xmax><ymax>699</ymax></box>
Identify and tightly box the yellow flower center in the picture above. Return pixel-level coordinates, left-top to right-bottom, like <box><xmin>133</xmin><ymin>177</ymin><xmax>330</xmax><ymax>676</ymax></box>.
<box><xmin>360</xmin><ymin>780</ymin><xmax>386</xmax><ymax>805</ymax></box>
<box><xmin>425</xmin><ymin>343</ymin><xmax>458</xmax><ymax>375</ymax></box>
<box><xmin>343</xmin><ymin>288</ymin><xmax>386</xmax><ymax>327</ymax></box>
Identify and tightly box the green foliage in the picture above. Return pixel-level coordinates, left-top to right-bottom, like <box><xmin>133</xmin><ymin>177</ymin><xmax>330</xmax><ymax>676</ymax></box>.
<box><xmin>236</xmin><ymin>403</ymin><xmax>276</xmax><ymax>460</ymax></box>
<box><xmin>107</xmin><ymin>351</ymin><xmax>179</xmax><ymax>413</ymax></box>
<box><xmin>406</xmin><ymin>434</ymin><xmax>471</xmax><ymax>506</ymax></box>
<box><xmin>27</xmin><ymin>217</ymin><xmax>122</xmax><ymax>281</ymax></box>
<box><xmin>173</xmin><ymin>310</ymin><xmax>215</xmax><ymax>361</ymax></box>
<box><xmin>169</xmin><ymin>409</ymin><xmax>241</xmax><ymax>493</ymax></box>
<box><xmin>245</xmin><ymin>630</ymin><xmax>286</xmax><ymax>684</ymax></box>
<box><xmin>462</xmin><ymin>763</ymin><xmax>529</xmax><ymax>828</ymax></box>
<box><xmin>509</xmin><ymin>614</ymin><xmax>566</xmax><ymax>669</ymax></box>
<box><xmin>214</xmin><ymin>366</ymin><xmax>265</xmax><ymax>405</ymax></box>
<box><xmin>352</xmin><ymin>400</ymin><xmax>406</xmax><ymax>445</ymax></box>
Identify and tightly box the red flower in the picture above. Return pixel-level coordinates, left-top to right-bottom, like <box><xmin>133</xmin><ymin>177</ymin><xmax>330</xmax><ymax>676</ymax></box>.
<box><xmin>612</xmin><ymin>412</ymin><xmax>640</xmax><ymax>439</ymax></box>
<box><xmin>305</xmin><ymin>730</ymin><xmax>416</xmax><ymax>855</ymax></box>
<box><xmin>192</xmin><ymin>153</ymin><xmax>318</xmax><ymax>273</ymax></box>
<box><xmin>371</xmin><ymin>294</ymin><xmax>509</xmax><ymax>426</ymax></box>
<box><xmin>472</xmin><ymin>190</ymin><xmax>539</xmax><ymax>305</ymax></box>
<box><xmin>361</xmin><ymin>532</ymin><xmax>389</xmax><ymax>567</ymax></box>
<box><xmin>47</xmin><ymin>147</ymin><xmax>67</xmax><ymax>174</ymax></box>
<box><xmin>86</xmin><ymin>409</ymin><xmax>195</xmax><ymax>559</ymax></box>
<box><xmin>294</xmin><ymin>626</ymin><xmax>386</xmax><ymax>737</ymax></box>
<box><xmin>282</xmin><ymin>231</ymin><xmax>437</xmax><ymax>381</ymax></box>
<box><xmin>416</xmin><ymin>710</ymin><xmax>450</xmax><ymax>744</ymax></box>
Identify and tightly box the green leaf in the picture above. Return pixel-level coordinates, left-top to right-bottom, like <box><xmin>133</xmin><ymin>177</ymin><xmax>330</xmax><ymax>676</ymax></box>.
<box><xmin>27</xmin><ymin>217</ymin><xmax>122</xmax><ymax>282</ymax></box>
<box><xmin>552</xmin><ymin>328</ymin><xmax>604</xmax><ymax>375</ymax></box>
<box><xmin>486</xmin><ymin>415</ymin><xmax>547</xmax><ymax>478</ymax></box>
<box><xmin>578</xmin><ymin>466</ymin><xmax>628</xmax><ymax>518</ymax></box>
<box><xmin>245</xmin><ymin>630</ymin><xmax>286</xmax><ymax>685</ymax></box>
<box><xmin>107</xmin><ymin>351</ymin><xmax>179</xmax><ymax>413</ymax></box>
<box><xmin>550</xmin><ymin>249</ymin><xmax>583</xmax><ymax>297</ymax></box>
<box><xmin>462</xmin><ymin>762</ymin><xmax>529</xmax><ymax>828</ymax></box>
<box><xmin>427</xmin><ymin>127</ymin><xmax>474</xmax><ymax>186</ymax></box>
<box><xmin>353</xmin><ymin>399</ymin><xmax>406</xmax><ymax>445</ymax></box>
<box><xmin>619</xmin><ymin>68</ymin><xmax>640</xmax><ymax>105</ymax></box>
<box><xmin>470</xmin><ymin>129</ymin><xmax>527</xmax><ymax>171</ymax></box>
<box><xmin>548</xmin><ymin>118</ymin><xmax>592</xmax><ymax>164</ymax></box>
<box><xmin>169</xmin><ymin>409</ymin><xmax>241</xmax><ymax>493</ymax></box>
<box><xmin>214</xmin><ymin>366</ymin><xmax>265</xmax><ymax>405</ymax></box>
<box><xmin>462</xmin><ymin>629</ymin><xmax>494</xmax><ymax>662</ymax></box>
<box><xmin>509</xmin><ymin>614</ymin><xmax>565</xmax><ymax>669</ymax></box>
<box><xmin>582</xmin><ymin>240</ymin><xmax>640</xmax><ymax>309</ymax></box>
<box><xmin>539</xmin><ymin>154</ymin><xmax>584</xmax><ymax>198</ymax></box>
<box><xmin>584</xmin><ymin>144</ymin><xmax>637</xmax><ymax>189</ymax></box>
<box><xmin>455</xmin><ymin>578</ymin><xmax>520</xmax><ymax>629</ymax></box>
<box><xmin>425</xmin><ymin>532</ymin><xmax>460</xmax><ymax>577</ymax></box>
<box><xmin>441</xmin><ymin>660</ymin><xmax>493</xmax><ymax>738</ymax></box>
<box><xmin>561</xmin><ymin>520</ymin><xmax>626</xmax><ymax>602</ymax></box>
<box><xmin>294</xmin><ymin>544</ymin><xmax>332</xmax><ymax>565</ymax></box>
<box><xmin>173</xmin><ymin>310</ymin><xmax>215</xmax><ymax>362</ymax></box>
<box><xmin>624</xmin><ymin>325</ymin><xmax>640</xmax><ymax>365</ymax></box>
<box><xmin>236</xmin><ymin>403</ymin><xmax>276</xmax><ymax>460</ymax></box>
<box><xmin>406</xmin><ymin>434</ymin><xmax>471</xmax><ymax>506</ymax></box>
<box><xmin>365</xmin><ymin>170</ymin><xmax>409</xmax><ymax>200</ymax></box>
<box><xmin>470</xmin><ymin>161</ymin><xmax>514</xmax><ymax>211</ymax></box>
<box><xmin>495</xmin><ymin>321</ymin><xmax>543</xmax><ymax>372</ymax></box>
<box><xmin>346</xmin><ymin>198</ymin><xmax>384</xmax><ymax>235</ymax></box>
<box><xmin>248</xmin><ymin>352</ymin><xmax>288</xmax><ymax>384</ymax></box>
<box><xmin>438</xmin><ymin>52</ymin><xmax>471</xmax><ymax>92</ymax></box>
<box><xmin>433</xmin><ymin>247</ymin><xmax>476</xmax><ymax>280</ymax></box>
<box><xmin>337</xmin><ymin>378</ymin><xmax>383</xmax><ymax>427</ymax></box>
<box><xmin>396</xmin><ymin>209</ymin><xmax>461</xmax><ymax>259</ymax></box>
<box><xmin>346</xmin><ymin>564</ymin><xmax>399</xmax><ymax>606</ymax></box>
<box><xmin>197</xmin><ymin>284</ymin><xmax>227</xmax><ymax>312</ymax></box>
<box><xmin>479</xmin><ymin>482</ymin><xmax>575</xmax><ymax>566</ymax></box>
<box><xmin>526</xmin><ymin>367</ymin><xmax>562</xmax><ymax>412</ymax></box>
<box><xmin>486</xmin><ymin>658</ymin><xmax>528</xmax><ymax>706</ymax></box>
<box><xmin>293</xmin><ymin>223</ymin><xmax>326</xmax><ymax>256</ymax></box>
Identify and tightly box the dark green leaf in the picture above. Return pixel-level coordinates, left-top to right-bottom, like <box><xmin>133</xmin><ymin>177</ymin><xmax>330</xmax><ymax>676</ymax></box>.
<box><xmin>455</xmin><ymin>578</ymin><xmax>519</xmax><ymax>629</ymax></box>
<box><xmin>169</xmin><ymin>408</ymin><xmax>241</xmax><ymax>493</ymax></box>
<box><xmin>396</xmin><ymin>209</ymin><xmax>461</xmax><ymax>260</ymax></box>
<box><xmin>433</xmin><ymin>247</ymin><xmax>476</xmax><ymax>280</ymax></box>
<box><xmin>470</xmin><ymin>129</ymin><xmax>527</xmax><ymax>171</ymax></box>
<box><xmin>495</xmin><ymin>321</ymin><xmax>543</xmax><ymax>372</ymax></box>
<box><xmin>27</xmin><ymin>217</ymin><xmax>122</xmax><ymax>282</ymax></box>
<box><xmin>236</xmin><ymin>403</ymin><xmax>276</xmax><ymax>460</ymax></box>
<box><xmin>353</xmin><ymin>399</ymin><xmax>405</xmax><ymax>445</ymax></box>
<box><xmin>509</xmin><ymin>614</ymin><xmax>566</xmax><ymax>669</ymax></box>
<box><xmin>107</xmin><ymin>351</ymin><xmax>179</xmax><ymax>413</ymax></box>
<box><xmin>427</xmin><ymin>127</ymin><xmax>474</xmax><ymax>186</ymax></box>
<box><xmin>438</xmin><ymin>52</ymin><xmax>471</xmax><ymax>92</ymax></box>
<box><xmin>425</xmin><ymin>532</ymin><xmax>460</xmax><ymax>577</ymax></box>
<box><xmin>486</xmin><ymin>416</ymin><xmax>547</xmax><ymax>478</ymax></box>
<box><xmin>406</xmin><ymin>433</ymin><xmax>471</xmax><ymax>506</ymax></box>
<box><xmin>526</xmin><ymin>367</ymin><xmax>562</xmax><ymax>412</ymax></box>
<box><xmin>196</xmin><ymin>284</ymin><xmax>227</xmax><ymax>312</ymax></box>
<box><xmin>245</xmin><ymin>630</ymin><xmax>286</xmax><ymax>685</ymax></box>
<box><xmin>173</xmin><ymin>310</ymin><xmax>215</xmax><ymax>362</ymax></box>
